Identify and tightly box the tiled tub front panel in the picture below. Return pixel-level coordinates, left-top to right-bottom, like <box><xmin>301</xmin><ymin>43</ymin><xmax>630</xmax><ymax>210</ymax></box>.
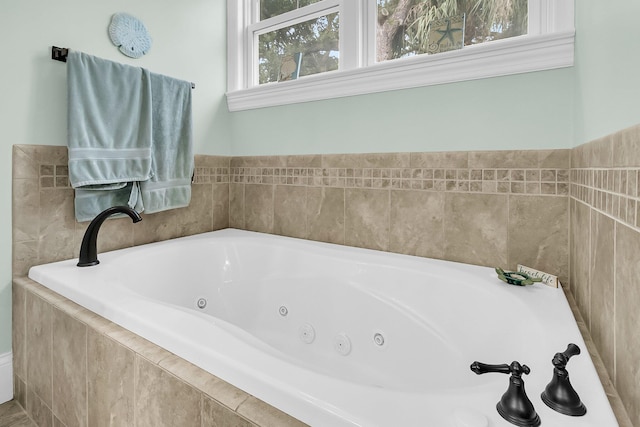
<box><xmin>570</xmin><ymin>124</ymin><xmax>640</xmax><ymax>426</ymax></box>
<box><xmin>12</xmin><ymin>276</ymin><xmax>306</xmax><ymax>427</ymax></box>
<box><xmin>230</xmin><ymin>150</ymin><xmax>571</xmax><ymax>285</ymax></box>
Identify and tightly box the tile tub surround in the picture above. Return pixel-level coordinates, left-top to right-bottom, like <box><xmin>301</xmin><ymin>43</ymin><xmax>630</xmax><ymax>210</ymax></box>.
<box><xmin>229</xmin><ymin>150</ymin><xmax>571</xmax><ymax>285</ymax></box>
<box><xmin>9</xmin><ymin>142</ymin><xmax>637</xmax><ymax>426</ymax></box>
<box><xmin>570</xmin><ymin>123</ymin><xmax>640</xmax><ymax>427</ymax></box>
<box><xmin>12</xmin><ymin>145</ymin><xmax>230</xmax><ymax>277</ymax></box>
<box><xmin>12</xmin><ymin>276</ymin><xmax>307</xmax><ymax>427</ymax></box>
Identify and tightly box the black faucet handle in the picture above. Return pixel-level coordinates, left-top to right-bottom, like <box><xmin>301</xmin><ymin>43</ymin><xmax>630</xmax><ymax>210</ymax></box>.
<box><xmin>542</xmin><ymin>343</ymin><xmax>586</xmax><ymax>416</ymax></box>
<box><xmin>552</xmin><ymin>343</ymin><xmax>580</xmax><ymax>370</ymax></box>
<box><xmin>472</xmin><ymin>360</ymin><xmax>540</xmax><ymax>427</ymax></box>
<box><xmin>471</xmin><ymin>361</ymin><xmax>530</xmax><ymax>377</ymax></box>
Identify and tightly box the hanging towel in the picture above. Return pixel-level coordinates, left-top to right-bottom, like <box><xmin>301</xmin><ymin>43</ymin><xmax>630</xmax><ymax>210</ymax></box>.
<box><xmin>67</xmin><ymin>51</ymin><xmax>152</xmax><ymax>221</ymax></box>
<box><xmin>139</xmin><ymin>72</ymin><xmax>194</xmax><ymax>214</ymax></box>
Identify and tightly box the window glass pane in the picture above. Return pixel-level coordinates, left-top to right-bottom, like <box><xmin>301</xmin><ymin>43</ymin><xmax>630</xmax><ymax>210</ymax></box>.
<box><xmin>376</xmin><ymin>0</ymin><xmax>528</xmax><ymax>62</ymax></box>
<box><xmin>261</xmin><ymin>0</ymin><xmax>323</xmax><ymax>20</ymax></box>
<box><xmin>258</xmin><ymin>13</ymin><xmax>339</xmax><ymax>84</ymax></box>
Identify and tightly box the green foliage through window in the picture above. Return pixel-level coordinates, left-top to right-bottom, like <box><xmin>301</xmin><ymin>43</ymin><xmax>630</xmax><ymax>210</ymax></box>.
<box><xmin>258</xmin><ymin>12</ymin><xmax>339</xmax><ymax>84</ymax></box>
<box><xmin>260</xmin><ymin>0</ymin><xmax>323</xmax><ymax>20</ymax></box>
<box><xmin>377</xmin><ymin>0</ymin><xmax>528</xmax><ymax>61</ymax></box>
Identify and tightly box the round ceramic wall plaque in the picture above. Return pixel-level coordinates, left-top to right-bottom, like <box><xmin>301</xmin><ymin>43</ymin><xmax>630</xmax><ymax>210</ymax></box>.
<box><xmin>108</xmin><ymin>13</ymin><xmax>152</xmax><ymax>58</ymax></box>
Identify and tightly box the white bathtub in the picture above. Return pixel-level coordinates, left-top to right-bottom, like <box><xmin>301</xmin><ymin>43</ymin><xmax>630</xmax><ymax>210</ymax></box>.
<box><xmin>28</xmin><ymin>229</ymin><xmax>618</xmax><ymax>427</ymax></box>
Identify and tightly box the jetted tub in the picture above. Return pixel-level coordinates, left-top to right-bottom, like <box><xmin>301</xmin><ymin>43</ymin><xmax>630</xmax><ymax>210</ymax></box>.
<box><xmin>28</xmin><ymin>229</ymin><xmax>618</xmax><ymax>427</ymax></box>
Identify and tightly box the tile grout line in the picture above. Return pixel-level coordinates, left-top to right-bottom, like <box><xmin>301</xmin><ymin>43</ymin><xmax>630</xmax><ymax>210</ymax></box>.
<box><xmin>613</xmin><ymin>218</ymin><xmax>617</xmax><ymax>389</ymax></box>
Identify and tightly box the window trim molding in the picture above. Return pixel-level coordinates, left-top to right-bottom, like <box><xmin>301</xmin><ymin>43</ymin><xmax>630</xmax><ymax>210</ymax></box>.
<box><xmin>226</xmin><ymin>0</ymin><xmax>575</xmax><ymax>112</ymax></box>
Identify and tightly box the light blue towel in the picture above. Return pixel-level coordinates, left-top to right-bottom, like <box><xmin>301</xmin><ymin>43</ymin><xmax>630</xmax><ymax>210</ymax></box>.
<box><xmin>140</xmin><ymin>72</ymin><xmax>194</xmax><ymax>214</ymax></box>
<box><xmin>67</xmin><ymin>51</ymin><xmax>152</xmax><ymax>221</ymax></box>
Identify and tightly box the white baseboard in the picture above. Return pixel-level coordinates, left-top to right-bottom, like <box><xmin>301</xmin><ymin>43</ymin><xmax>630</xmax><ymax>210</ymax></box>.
<box><xmin>0</xmin><ymin>352</ymin><xmax>13</xmax><ymax>404</ymax></box>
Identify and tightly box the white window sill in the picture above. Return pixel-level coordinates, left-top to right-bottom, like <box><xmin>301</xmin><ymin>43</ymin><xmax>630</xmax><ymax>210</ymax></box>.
<box><xmin>226</xmin><ymin>30</ymin><xmax>574</xmax><ymax>112</ymax></box>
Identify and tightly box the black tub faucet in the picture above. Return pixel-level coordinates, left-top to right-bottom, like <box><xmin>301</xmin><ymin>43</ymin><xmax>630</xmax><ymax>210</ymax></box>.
<box><xmin>77</xmin><ymin>206</ymin><xmax>142</xmax><ymax>267</ymax></box>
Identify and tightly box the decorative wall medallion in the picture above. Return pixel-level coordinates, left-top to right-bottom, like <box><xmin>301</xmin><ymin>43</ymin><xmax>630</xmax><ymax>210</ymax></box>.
<box><xmin>108</xmin><ymin>13</ymin><xmax>152</xmax><ymax>58</ymax></box>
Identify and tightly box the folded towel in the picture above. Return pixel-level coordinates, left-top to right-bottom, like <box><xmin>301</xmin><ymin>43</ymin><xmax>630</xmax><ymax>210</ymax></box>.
<box><xmin>67</xmin><ymin>51</ymin><xmax>152</xmax><ymax>221</ymax></box>
<box><xmin>67</xmin><ymin>51</ymin><xmax>194</xmax><ymax>221</ymax></box>
<box><xmin>74</xmin><ymin>182</ymin><xmax>141</xmax><ymax>222</ymax></box>
<box><xmin>139</xmin><ymin>72</ymin><xmax>194</xmax><ymax>214</ymax></box>
<box><xmin>67</xmin><ymin>51</ymin><xmax>153</xmax><ymax>186</ymax></box>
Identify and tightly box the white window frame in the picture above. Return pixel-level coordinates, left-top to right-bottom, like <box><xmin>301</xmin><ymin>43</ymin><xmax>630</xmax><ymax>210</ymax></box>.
<box><xmin>226</xmin><ymin>0</ymin><xmax>574</xmax><ymax>112</ymax></box>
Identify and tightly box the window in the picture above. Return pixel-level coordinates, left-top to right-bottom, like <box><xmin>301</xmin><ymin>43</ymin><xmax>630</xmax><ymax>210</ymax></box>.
<box><xmin>227</xmin><ymin>0</ymin><xmax>574</xmax><ymax>111</ymax></box>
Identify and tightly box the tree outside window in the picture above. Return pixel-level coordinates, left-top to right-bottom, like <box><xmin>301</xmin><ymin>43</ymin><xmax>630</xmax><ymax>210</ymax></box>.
<box><xmin>376</xmin><ymin>0</ymin><xmax>528</xmax><ymax>61</ymax></box>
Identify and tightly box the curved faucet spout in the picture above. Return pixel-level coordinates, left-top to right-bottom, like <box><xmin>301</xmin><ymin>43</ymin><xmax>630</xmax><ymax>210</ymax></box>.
<box><xmin>77</xmin><ymin>206</ymin><xmax>142</xmax><ymax>267</ymax></box>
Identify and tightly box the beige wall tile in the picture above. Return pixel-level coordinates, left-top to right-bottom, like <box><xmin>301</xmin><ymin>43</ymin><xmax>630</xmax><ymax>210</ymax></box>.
<box><xmin>244</xmin><ymin>184</ymin><xmax>274</xmax><ymax>233</ymax></box>
<box><xmin>38</xmin><ymin>188</ymin><xmax>76</xmax><ymax>265</ymax></box>
<box><xmin>12</xmin><ymin>146</ymin><xmax>227</xmax><ymax>274</ymax></box>
<box><xmin>389</xmin><ymin>190</ymin><xmax>444</xmax><ymax>259</ymax></box>
<box><xmin>237</xmin><ymin>396</ymin><xmax>307</xmax><ymax>427</ymax></box>
<box><xmin>571</xmin><ymin>144</ymin><xmax>588</xmax><ymax>169</ymax></box>
<box><xmin>507</xmin><ymin>195</ymin><xmax>568</xmax><ymax>285</ymax></box>
<box><xmin>570</xmin><ymin>200</ymin><xmax>591</xmax><ymax>325</ymax></box>
<box><xmin>195</xmin><ymin>154</ymin><xmax>230</xmax><ymax>169</ymax></box>
<box><xmin>27</xmin><ymin>389</ymin><xmax>54</xmax><ymax>427</ymax></box>
<box><xmin>468</xmin><ymin>150</ymin><xmax>538</xmax><ymax>169</ymax></box>
<box><xmin>104</xmin><ymin>330</ymin><xmax>172</xmax><ymax>366</ymax></box>
<box><xmin>305</xmin><ymin>187</ymin><xmax>345</xmax><ymax>245</ymax></box>
<box><xmin>590</xmin><ymin>211</ymin><xmax>615</xmax><ymax>379</ymax></box>
<box><xmin>286</xmin><ymin>155</ymin><xmax>321</xmax><ymax>168</ymax></box>
<box><xmin>410</xmin><ymin>152</ymin><xmax>468</xmax><ymax>168</ymax></box>
<box><xmin>12</xmin><ymin>178</ymin><xmax>39</xmax><ymax>243</ymax></box>
<box><xmin>135</xmin><ymin>357</ymin><xmax>201</xmax><ymax>427</ymax></box>
<box><xmin>85</xmin><ymin>217</ymin><xmax>136</xmax><ymax>254</ymax></box>
<box><xmin>231</xmin><ymin>156</ymin><xmax>285</xmax><ymax>168</ymax></box>
<box><xmin>13</xmin><ymin>241</ymin><xmax>38</xmax><ymax>277</ymax></box>
<box><xmin>26</xmin><ymin>293</ymin><xmax>53</xmax><ymax>408</ymax></box>
<box><xmin>52</xmin><ymin>308</ymin><xmax>87</xmax><ymax>427</ymax></box>
<box><xmin>323</xmin><ymin>153</ymin><xmax>409</xmax><ymax>168</ymax></box>
<box><xmin>157</xmin><ymin>355</ymin><xmax>246</xmax><ymax>409</ymax></box>
<box><xmin>229</xmin><ymin>183</ymin><xmax>245</xmax><ymax>229</ymax></box>
<box><xmin>345</xmin><ymin>188</ymin><xmax>389</xmax><ymax>251</ymax></box>
<box><xmin>538</xmin><ymin>149</ymin><xmax>571</xmax><ymax>168</ymax></box>
<box><xmin>212</xmin><ymin>183</ymin><xmax>230</xmax><ymax>230</ymax></box>
<box><xmin>12</xmin><ymin>282</ymin><xmax>26</xmax><ymax>380</ymax></box>
<box><xmin>274</xmin><ymin>185</ymin><xmax>307</xmax><ymax>239</ymax></box>
<box><xmin>13</xmin><ymin>374</ymin><xmax>26</xmax><ymax>410</ymax></box>
<box><xmin>176</xmin><ymin>183</ymin><xmax>213</xmax><ymax>237</ymax></box>
<box><xmin>443</xmin><ymin>193</ymin><xmax>508</xmax><ymax>267</ymax></box>
<box><xmin>615</xmin><ymin>224</ymin><xmax>640</xmax><ymax>427</ymax></box>
<box><xmin>613</xmin><ymin>124</ymin><xmax>640</xmax><ymax>167</ymax></box>
<box><xmin>202</xmin><ymin>395</ymin><xmax>254</xmax><ymax>427</ymax></box>
<box><xmin>133</xmin><ymin>210</ymin><xmax>180</xmax><ymax>246</ymax></box>
<box><xmin>589</xmin><ymin>136</ymin><xmax>614</xmax><ymax>167</ymax></box>
<box><xmin>87</xmin><ymin>330</ymin><xmax>134</xmax><ymax>427</ymax></box>
<box><xmin>13</xmin><ymin>145</ymin><xmax>40</xmax><ymax>180</ymax></box>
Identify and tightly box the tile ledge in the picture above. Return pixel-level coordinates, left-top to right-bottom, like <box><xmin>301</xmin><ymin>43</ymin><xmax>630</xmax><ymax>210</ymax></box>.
<box><xmin>564</xmin><ymin>290</ymin><xmax>634</xmax><ymax>427</ymax></box>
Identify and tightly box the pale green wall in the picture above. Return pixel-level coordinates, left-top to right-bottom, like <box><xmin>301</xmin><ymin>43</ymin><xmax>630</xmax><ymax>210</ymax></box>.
<box><xmin>573</xmin><ymin>0</ymin><xmax>640</xmax><ymax>144</ymax></box>
<box><xmin>0</xmin><ymin>0</ymin><xmax>230</xmax><ymax>355</ymax></box>
<box><xmin>229</xmin><ymin>65</ymin><xmax>575</xmax><ymax>156</ymax></box>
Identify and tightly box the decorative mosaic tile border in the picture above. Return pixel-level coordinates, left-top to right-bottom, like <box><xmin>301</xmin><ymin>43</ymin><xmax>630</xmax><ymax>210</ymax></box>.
<box><xmin>37</xmin><ymin>164</ymin><xmax>229</xmax><ymax>187</ymax></box>
<box><xmin>40</xmin><ymin>162</ymin><xmax>569</xmax><ymax>196</ymax></box>
<box><xmin>39</xmin><ymin>164</ymin><xmax>70</xmax><ymax>188</ymax></box>
<box><xmin>230</xmin><ymin>167</ymin><xmax>570</xmax><ymax>195</ymax></box>
<box><xmin>193</xmin><ymin>167</ymin><xmax>230</xmax><ymax>184</ymax></box>
<box><xmin>571</xmin><ymin>168</ymin><xmax>639</xmax><ymax>229</ymax></box>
